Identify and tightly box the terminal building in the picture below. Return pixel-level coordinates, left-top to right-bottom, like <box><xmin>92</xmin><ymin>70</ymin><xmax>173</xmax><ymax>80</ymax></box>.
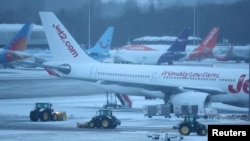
<box><xmin>0</xmin><ymin>24</ymin><xmax>48</xmax><ymax>49</ymax></box>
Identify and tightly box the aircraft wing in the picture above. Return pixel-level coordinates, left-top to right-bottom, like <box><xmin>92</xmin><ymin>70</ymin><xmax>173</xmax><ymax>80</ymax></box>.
<box><xmin>95</xmin><ymin>79</ymin><xmax>226</xmax><ymax>95</ymax></box>
<box><xmin>99</xmin><ymin>80</ymin><xmax>179</xmax><ymax>91</ymax></box>
<box><xmin>182</xmin><ymin>86</ymin><xmax>225</xmax><ymax>94</ymax></box>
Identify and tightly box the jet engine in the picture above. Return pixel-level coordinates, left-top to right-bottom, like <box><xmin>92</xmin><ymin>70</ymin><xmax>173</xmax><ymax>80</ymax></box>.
<box><xmin>171</xmin><ymin>91</ymin><xmax>211</xmax><ymax>114</ymax></box>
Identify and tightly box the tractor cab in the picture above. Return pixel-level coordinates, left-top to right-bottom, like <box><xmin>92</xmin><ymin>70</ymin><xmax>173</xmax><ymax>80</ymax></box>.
<box><xmin>184</xmin><ymin>115</ymin><xmax>197</xmax><ymax>123</ymax></box>
<box><xmin>35</xmin><ymin>102</ymin><xmax>53</xmax><ymax>110</ymax></box>
<box><xmin>97</xmin><ymin>109</ymin><xmax>112</xmax><ymax>117</ymax></box>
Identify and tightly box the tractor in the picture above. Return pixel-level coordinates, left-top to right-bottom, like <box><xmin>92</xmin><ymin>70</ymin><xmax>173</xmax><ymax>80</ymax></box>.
<box><xmin>29</xmin><ymin>102</ymin><xmax>67</xmax><ymax>122</ymax></box>
<box><xmin>173</xmin><ymin>115</ymin><xmax>207</xmax><ymax>136</ymax></box>
<box><xmin>77</xmin><ymin>109</ymin><xmax>121</xmax><ymax>129</ymax></box>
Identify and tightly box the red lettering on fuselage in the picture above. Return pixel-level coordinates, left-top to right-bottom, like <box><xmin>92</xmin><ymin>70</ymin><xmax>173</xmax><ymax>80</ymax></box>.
<box><xmin>161</xmin><ymin>71</ymin><xmax>219</xmax><ymax>79</ymax></box>
<box><xmin>53</xmin><ymin>24</ymin><xmax>78</xmax><ymax>58</ymax></box>
<box><xmin>228</xmin><ymin>74</ymin><xmax>249</xmax><ymax>94</ymax></box>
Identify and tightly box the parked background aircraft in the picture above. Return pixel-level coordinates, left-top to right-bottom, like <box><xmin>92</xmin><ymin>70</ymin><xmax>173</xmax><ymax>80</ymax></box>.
<box><xmin>113</xmin><ymin>27</ymin><xmax>190</xmax><ymax>65</ymax></box>
<box><xmin>214</xmin><ymin>44</ymin><xmax>250</xmax><ymax>63</ymax></box>
<box><xmin>113</xmin><ymin>27</ymin><xmax>219</xmax><ymax>65</ymax></box>
<box><xmin>85</xmin><ymin>26</ymin><xmax>114</xmax><ymax>62</ymax></box>
<box><xmin>39</xmin><ymin>12</ymin><xmax>249</xmax><ymax>115</ymax></box>
<box><xmin>17</xmin><ymin>26</ymin><xmax>114</xmax><ymax>68</ymax></box>
<box><xmin>0</xmin><ymin>23</ymin><xmax>33</xmax><ymax>68</ymax></box>
<box><xmin>15</xmin><ymin>49</ymin><xmax>52</xmax><ymax>68</ymax></box>
<box><xmin>181</xmin><ymin>26</ymin><xmax>220</xmax><ymax>61</ymax></box>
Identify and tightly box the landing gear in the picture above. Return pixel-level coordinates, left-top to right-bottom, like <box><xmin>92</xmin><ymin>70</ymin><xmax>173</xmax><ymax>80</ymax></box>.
<box><xmin>164</xmin><ymin>94</ymin><xmax>174</xmax><ymax>113</ymax></box>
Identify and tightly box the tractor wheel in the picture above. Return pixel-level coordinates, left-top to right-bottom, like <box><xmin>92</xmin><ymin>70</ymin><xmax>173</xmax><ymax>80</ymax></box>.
<box><xmin>88</xmin><ymin>121</ymin><xmax>95</xmax><ymax>128</ymax></box>
<box><xmin>101</xmin><ymin>117</ymin><xmax>111</xmax><ymax>129</ymax></box>
<box><xmin>52</xmin><ymin>113</ymin><xmax>58</xmax><ymax>121</ymax></box>
<box><xmin>110</xmin><ymin>124</ymin><xmax>117</xmax><ymax>129</ymax></box>
<box><xmin>110</xmin><ymin>117</ymin><xmax>119</xmax><ymax>129</ymax></box>
<box><xmin>94</xmin><ymin>119</ymin><xmax>101</xmax><ymax>128</ymax></box>
<box><xmin>178</xmin><ymin>123</ymin><xmax>191</xmax><ymax>135</ymax></box>
<box><xmin>30</xmin><ymin>110</ymin><xmax>39</xmax><ymax>122</ymax></box>
<box><xmin>197</xmin><ymin>127</ymin><xmax>207</xmax><ymax>136</ymax></box>
<box><xmin>39</xmin><ymin>110</ymin><xmax>50</xmax><ymax>121</ymax></box>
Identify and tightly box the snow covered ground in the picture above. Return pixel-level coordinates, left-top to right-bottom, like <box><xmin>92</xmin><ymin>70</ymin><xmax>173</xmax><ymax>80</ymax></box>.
<box><xmin>0</xmin><ymin>63</ymin><xmax>249</xmax><ymax>141</ymax></box>
<box><xmin>0</xmin><ymin>94</ymin><xmax>249</xmax><ymax>141</ymax></box>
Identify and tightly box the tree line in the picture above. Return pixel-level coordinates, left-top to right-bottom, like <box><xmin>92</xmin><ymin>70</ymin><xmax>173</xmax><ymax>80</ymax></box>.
<box><xmin>0</xmin><ymin>0</ymin><xmax>249</xmax><ymax>48</ymax></box>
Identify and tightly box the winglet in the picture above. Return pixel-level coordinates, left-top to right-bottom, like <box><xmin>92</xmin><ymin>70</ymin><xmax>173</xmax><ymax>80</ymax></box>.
<box><xmin>4</xmin><ymin>23</ymin><xmax>33</xmax><ymax>51</ymax></box>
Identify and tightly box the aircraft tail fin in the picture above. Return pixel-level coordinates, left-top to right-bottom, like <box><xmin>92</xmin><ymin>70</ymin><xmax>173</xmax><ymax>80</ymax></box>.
<box><xmin>39</xmin><ymin>12</ymin><xmax>97</xmax><ymax>63</ymax></box>
<box><xmin>156</xmin><ymin>27</ymin><xmax>190</xmax><ymax>65</ymax></box>
<box><xmin>4</xmin><ymin>23</ymin><xmax>33</xmax><ymax>51</ymax></box>
<box><xmin>167</xmin><ymin>27</ymin><xmax>190</xmax><ymax>52</ymax></box>
<box><xmin>194</xmin><ymin>27</ymin><xmax>219</xmax><ymax>52</ymax></box>
<box><xmin>188</xmin><ymin>27</ymin><xmax>219</xmax><ymax>60</ymax></box>
<box><xmin>86</xmin><ymin>26</ymin><xmax>114</xmax><ymax>55</ymax></box>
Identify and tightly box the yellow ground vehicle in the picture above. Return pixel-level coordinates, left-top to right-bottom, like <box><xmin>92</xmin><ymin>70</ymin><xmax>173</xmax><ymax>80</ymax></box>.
<box><xmin>29</xmin><ymin>102</ymin><xmax>67</xmax><ymax>121</ymax></box>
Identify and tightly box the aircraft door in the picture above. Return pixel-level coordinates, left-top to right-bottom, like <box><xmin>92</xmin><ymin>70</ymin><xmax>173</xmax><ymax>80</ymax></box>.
<box><xmin>151</xmin><ymin>72</ymin><xmax>157</xmax><ymax>83</ymax></box>
<box><xmin>90</xmin><ymin>66</ymin><xmax>97</xmax><ymax>78</ymax></box>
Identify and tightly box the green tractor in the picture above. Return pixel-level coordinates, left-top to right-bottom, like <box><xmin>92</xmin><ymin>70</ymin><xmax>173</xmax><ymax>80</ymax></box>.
<box><xmin>77</xmin><ymin>109</ymin><xmax>121</xmax><ymax>129</ymax></box>
<box><xmin>173</xmin><ymin>115</ymin><xmax>207</xmax><ymax>136</ymax></box>
<box><xmin>29</xmin><ymin>102</ymin><xmax>67</xmax><ymax>122</ymax></box>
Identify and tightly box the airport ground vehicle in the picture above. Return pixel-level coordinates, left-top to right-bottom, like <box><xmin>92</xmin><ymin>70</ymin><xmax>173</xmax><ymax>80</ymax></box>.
<box><xmin>77</xmin><ymin>109</ymin><xmax>121</xmax><ymax>129</ymax></box>
<box><xmin>173</xmin><ymin>105</ymin><xmax>198</xmax><ymax>118</ymax></box>
<box><xmin>143</xmin><ymin>104</ymin><xmax>171</xmax><ymax>118</ymax></box>
<box><xmin>29</xmin><ymin>102</ymin><xmax>67</xmax><ymax>122</ymax></box>
<box><xmin>173</xmin><ymin>115</ymin><xmax>207</xmax><ymax>136</ymax></box>
<box><xmin>147</xmin><ymin>131</ymin><xmax>183</xmax><ymax>141</ymax></box>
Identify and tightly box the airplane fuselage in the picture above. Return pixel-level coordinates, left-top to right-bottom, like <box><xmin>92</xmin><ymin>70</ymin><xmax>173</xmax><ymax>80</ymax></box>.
<box><xmin>58</xmin><ymin>62</ymin><xmax>249</xmax><ymax>106</ymax></box>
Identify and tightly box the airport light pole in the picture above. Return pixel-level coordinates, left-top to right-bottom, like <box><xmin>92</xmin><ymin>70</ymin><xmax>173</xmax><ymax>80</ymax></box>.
<box><xmin>193</xmin><ymin>0</ymin><xmax>197</xmax><ymax>45</ymax></box>
<box><xmin>88</xmin><ymin>0</ymin><xmax>91</xmax><ymax>49</ymax></box>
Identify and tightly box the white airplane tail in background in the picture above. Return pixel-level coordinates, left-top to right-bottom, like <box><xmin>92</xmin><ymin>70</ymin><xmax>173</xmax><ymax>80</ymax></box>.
<box><xmin>39</xmin><ymin>12</ymin><xmax>97</xmax><ymax>63</ymax></box>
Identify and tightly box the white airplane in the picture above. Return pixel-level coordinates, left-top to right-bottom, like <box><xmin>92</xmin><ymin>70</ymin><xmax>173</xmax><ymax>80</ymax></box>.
<box><xmin>16</xmin><ymin>49</ymin><xmax>53</xmax><ymax>68</ymax></box>
<box><xmin>113</xmin><ymin>27</ymin><xmax>219</xmax><ymax>65</ymax></box>
<box><xmin>39</xmin><ymin>12</ymin><xmax>249</xmax><ymax>110</ymax></box>
<box><xmin>214</xmin><ymin>44</ymin><xmax>250</xmax><ymax>63</ymax></box>
<box><xmin>114</xmin><ymin>27</ymin><xmax>190</xmax><ymax>65</ymax></box>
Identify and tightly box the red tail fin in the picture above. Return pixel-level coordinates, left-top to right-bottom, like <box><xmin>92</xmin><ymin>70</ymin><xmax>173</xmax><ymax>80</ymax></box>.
<box><xmin>194</xmin><ymin>27</ymin><xmax>219</xmax><ymax>52</ymax></box>
<box><xmin>189</xmin><ymin>27</ymin><xmax>219</xmax><ymax>59</ymax></box>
